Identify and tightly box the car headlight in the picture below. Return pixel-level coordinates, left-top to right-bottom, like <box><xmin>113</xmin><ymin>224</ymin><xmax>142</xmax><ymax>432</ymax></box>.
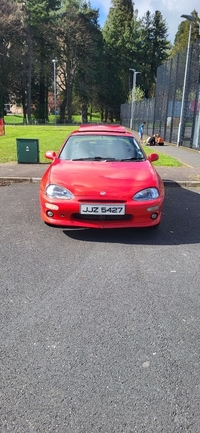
<box><xmin>133</xmin><ymin>188</ymin><xmax>159</xmax><ymax>201</ymax></box>
<box><xmin>46</xmin><ymin>184</ymin><xmax>74</xmax><ymax>200</ymax></box>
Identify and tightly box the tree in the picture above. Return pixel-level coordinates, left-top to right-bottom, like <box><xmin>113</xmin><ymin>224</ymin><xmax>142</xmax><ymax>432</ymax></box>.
<box><xmin>0</xmin><ymin>0</ymin><xmax>23</xmax><ymax>115</ymax></box>
<box><xmin>102</xmin><ymin>0</ymin><xmax>140</xmax><ymax>120</ymax></box>
<box><xmin>19</xmin><ymin>0</ymin><xmax>61</xmax><ymax>122</ymax></box>
<box><xmin>138</xmin><ymin>10</ymin><xmax>170</xmax><ymax>98</ymax></box>
<box><xmin>0</xmin><ymin>0</ymin><xmax>173</xmax><ymax>124</ymax></box>
<box><xmin>56</xmin><ymin>0</ymin><xmax>103</xmax><ymax>122</ymax></box>
<box><xmin>101</xmin><ymin>1</ymin><xmax>170</xmax><ymax>115</ymax></box>
<box><xmin>75</xmin><ymin>5</ymin><xmax>103</xmax><ymax>122</ymax></box>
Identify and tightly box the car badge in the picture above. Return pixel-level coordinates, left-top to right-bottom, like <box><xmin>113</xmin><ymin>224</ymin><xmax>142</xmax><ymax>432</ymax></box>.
<box><xmin>100</xmin><ymin>191</ymin><xmax>106</xmax><ymax>195</ymax></box>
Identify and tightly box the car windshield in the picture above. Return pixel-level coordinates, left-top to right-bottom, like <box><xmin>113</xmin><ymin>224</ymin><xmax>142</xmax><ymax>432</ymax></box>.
<box><xmin>59</xmin><ymin>135</ymin><xmax>145</xmax><ymax>161</ymax></box>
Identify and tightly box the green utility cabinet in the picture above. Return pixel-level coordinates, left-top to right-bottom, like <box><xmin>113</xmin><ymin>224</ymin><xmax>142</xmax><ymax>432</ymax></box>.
<box><xmin>16</xmin><ymin>138</ymin><xmax>39</xmax><ymax>163</ymax></box>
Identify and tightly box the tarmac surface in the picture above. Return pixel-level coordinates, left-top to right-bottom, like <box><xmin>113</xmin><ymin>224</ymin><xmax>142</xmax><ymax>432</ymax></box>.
<box><xmin>0</xmin><ymin>138</ymin><xmax>200</xmax><ymax>186</ymax></box>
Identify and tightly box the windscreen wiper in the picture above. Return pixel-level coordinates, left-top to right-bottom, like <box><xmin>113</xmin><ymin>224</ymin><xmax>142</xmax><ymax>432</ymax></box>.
<box><xmin>120</xmin><ymin>157</ymin><xmax>144</xmax><ymax>161</ymax></box>
<box><xmin>71</xmin><ymin>157</ymin><xmax>92</xmax><ymax>161</ymax></box>
<box><xmin>91</xmin><ymin>156</ymin><xmax>116</xmax><ymax>161</ymax></box>
<box><xmin>71</xmin><ymin>156</ymin><xmax>116</xmax><ymax>161</ymax></box>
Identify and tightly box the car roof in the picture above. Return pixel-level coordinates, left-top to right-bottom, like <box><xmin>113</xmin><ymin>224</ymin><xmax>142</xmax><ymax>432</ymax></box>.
<box><xmin>71</xmin><ymin>124</ymin><xmax>133</xmax><ymax>136</ymax></box>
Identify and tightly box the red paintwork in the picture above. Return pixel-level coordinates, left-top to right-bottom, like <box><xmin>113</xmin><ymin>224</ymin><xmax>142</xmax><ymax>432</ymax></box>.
<box><xmin>40</xmin><ymin>125</ymin><xmax>165</xmax><ymax>228</ymax></box>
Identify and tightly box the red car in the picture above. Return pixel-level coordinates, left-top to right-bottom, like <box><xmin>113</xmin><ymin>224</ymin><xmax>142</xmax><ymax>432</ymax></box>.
<box><xmin>40</xmin><ymin>125</ymin><xmax>165</xmax><ymax>229</ymax></box>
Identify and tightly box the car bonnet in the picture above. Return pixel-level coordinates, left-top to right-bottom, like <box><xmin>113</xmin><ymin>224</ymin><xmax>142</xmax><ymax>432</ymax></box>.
<box><xmin>48</xmin><ymin>159</ymin><xmax>161</xmax><ymax>196</ymax></box>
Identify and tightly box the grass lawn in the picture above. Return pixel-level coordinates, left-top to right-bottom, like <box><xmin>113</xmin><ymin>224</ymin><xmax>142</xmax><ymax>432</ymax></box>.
<box><xmin>0</xmin><ymin>125</ymin><xmax>181</xmax><ymax>166</ymax></box>
<box><xmin>0</xmin><ymin>125</ymin><xmax>77</xmax><ymax>163</ymax></box>
<box><xmin>142</xmin><ymin>145</ymin><xmax>181</xmax><ymax>167</ymax></box>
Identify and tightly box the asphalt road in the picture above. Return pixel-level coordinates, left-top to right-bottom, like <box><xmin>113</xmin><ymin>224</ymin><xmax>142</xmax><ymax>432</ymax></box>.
<box><xmin>1</xmin><ymin>184</ymin><xmax>200</xmax><ymax>433</ymax></box>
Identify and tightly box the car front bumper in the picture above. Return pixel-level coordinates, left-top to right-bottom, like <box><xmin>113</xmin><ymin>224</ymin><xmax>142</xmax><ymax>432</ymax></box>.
<box><xmin>40</xmin><ymin>195</ymin><xmax>164</xmax><ymax>229</ymax></box>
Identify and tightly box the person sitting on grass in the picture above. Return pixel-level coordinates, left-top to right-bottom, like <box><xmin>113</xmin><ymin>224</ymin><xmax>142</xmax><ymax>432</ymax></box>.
<box><xmin>146</xmin><ymin>134</ymin><xmax>156</xmax><ymax>146</ymax></box>
<box><xmin>156</xmin><ymin>134</ymin><xmax>164</xmax><ymax>146</ymax></box>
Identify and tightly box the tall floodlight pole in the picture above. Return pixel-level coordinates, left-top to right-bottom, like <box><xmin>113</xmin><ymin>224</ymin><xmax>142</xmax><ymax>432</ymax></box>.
<box><xmin>52</xmin><ymin>58</ymin><xmax>58</xmax><ymax>125</ymax></box>
<box><xmin>177</xmin><ymin>15</ymin><xmax>195</xmax><ymax>146</ymax></box>
<box><xmin>129</xmin><ymin>68</ymin><xmax>135</xmax><ymax>129</ymax></box>
<box><xmin>0</xmin><ymin>53</ymin><xmax>5</xmax><ymax>136</ymax></box>
<box><xmin>129</xmin><ymin>68</ymin><xmax>140</xmax><ymax>130</ymax></box>
<box><xmin>194</xmin><ymin>21</ymin><xmax>200</xmax><ymax>148</ymax></box>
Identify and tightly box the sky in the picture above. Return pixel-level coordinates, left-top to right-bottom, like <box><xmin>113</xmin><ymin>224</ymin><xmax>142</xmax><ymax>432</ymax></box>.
<box><xmin>90</xmin><ymin>0</ymin><xmax>200</xmax><ymax>43</ymax></box>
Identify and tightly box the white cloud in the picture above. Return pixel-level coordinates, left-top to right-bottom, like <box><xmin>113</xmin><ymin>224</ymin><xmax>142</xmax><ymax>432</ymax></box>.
<box><xmin>90</xmin><ymin>0</ymin><xmax>200</xmax><ymax>43</ymax></box>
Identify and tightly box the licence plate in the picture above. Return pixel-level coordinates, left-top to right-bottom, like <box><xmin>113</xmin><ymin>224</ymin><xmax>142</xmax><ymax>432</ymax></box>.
<box><xmin>80</xmin><ymin>204</ymin><xmax>125</xmax><ymax>215</ymax></box>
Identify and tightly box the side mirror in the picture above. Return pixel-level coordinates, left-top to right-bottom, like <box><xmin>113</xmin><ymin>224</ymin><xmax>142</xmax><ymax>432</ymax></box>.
<box><xmin>148</xmin><ymin>153</ymin><xmax>159</xmax><ymax>162</ymax></box>
<box><xmin>45</xmin><ymin>151</ymin><xmax>57</xmax><ymax>160</ymax></box>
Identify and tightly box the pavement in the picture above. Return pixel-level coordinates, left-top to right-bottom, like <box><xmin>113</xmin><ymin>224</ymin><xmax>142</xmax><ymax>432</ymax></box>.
<box><xmin>0</xmin><ymin>138</ymin><xmax>200</xmax><ymax>186</ymax></box>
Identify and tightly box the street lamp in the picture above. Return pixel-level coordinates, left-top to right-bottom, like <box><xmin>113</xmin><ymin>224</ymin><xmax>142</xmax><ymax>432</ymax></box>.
<box><xmin>193</xmin><ymin>21</ymin><xmax>200</xmax><ymax>148</ymax></box>
<box><xmin>129</xmin><ymin>68</ymin><xmax>140</xmax><ymax>129</ymax></box>
<box><xmin>177</xmin><ymin>14</ymin><xmax>195</xmax><ymax>146</ymax></box>
<box><xmin>52</xmin><ymin>58</ymin><xmax>58</xmax><ymax>125</ymax></box>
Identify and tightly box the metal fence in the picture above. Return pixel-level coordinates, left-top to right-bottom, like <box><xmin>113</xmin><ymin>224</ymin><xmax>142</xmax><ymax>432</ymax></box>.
<box><xmin>120</xmin><ymin>39</ymin><xmax>200</xmax><ymax>148</ymax></box>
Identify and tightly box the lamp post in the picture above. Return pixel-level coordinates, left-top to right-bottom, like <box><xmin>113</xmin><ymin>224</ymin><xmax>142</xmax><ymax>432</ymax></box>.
<box><xmin>52</xmin><ymin>58</ymin><xmax>58</xmax><ymax>125</ymax></box>
<box><xmin>193</xmin><ymin>21</ymin><xmax>200</xmax><ymax>148</ymax></box>
<box><xmin>129</xmin><ymin>68</ymin><xmax>140</xmax><ymax>130</ymax></box>
<box><xmin>177</xmin><ymin>14</ymin><xmax>195</xmax><ymax>146</ymax></box>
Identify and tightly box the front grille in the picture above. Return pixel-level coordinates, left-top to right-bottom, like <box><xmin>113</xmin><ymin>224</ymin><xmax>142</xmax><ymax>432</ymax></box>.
<box><xmin>72</xmin><ymin>213</ymin><xmax>132</xmax><ymax>221</ymax></box>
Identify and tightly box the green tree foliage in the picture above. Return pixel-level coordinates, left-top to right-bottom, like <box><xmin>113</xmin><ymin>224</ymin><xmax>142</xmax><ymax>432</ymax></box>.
<box><xmin>102</xmin><ymin>2</ymin><xmax>170</xmax><ymax>117</ymax></box>
<box><xmin>57</xmin><ymin>0</ymin><xmax>103</xmax><ymax>122</ymax></box>
<box><xmin>75</xmin><ymin>5</ymin><xmax>103</xmax><ymax>123</ymax></box>
<box><xmin>102</xmin><ymin>0</ymin><xmax>140</xmax><ymax>120</ymax></box>
<box><xmin>21</xmin><ymin>0</ymin><xmax>62</xmax><ymax>122</ymax></box>
<box><xmin>1</xmin><ymin>0</ymin><xmax>172</xmax><ymax>123</ymax></box>
<box><xmin>0</xmin><ymin>0</ymin><xmax>23</xmax><ymax>113</ymax></box>
<box><xmin>138</xmin><ymin>10</ymin><xmax>170</xmax><ymax>98</ymax></box>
